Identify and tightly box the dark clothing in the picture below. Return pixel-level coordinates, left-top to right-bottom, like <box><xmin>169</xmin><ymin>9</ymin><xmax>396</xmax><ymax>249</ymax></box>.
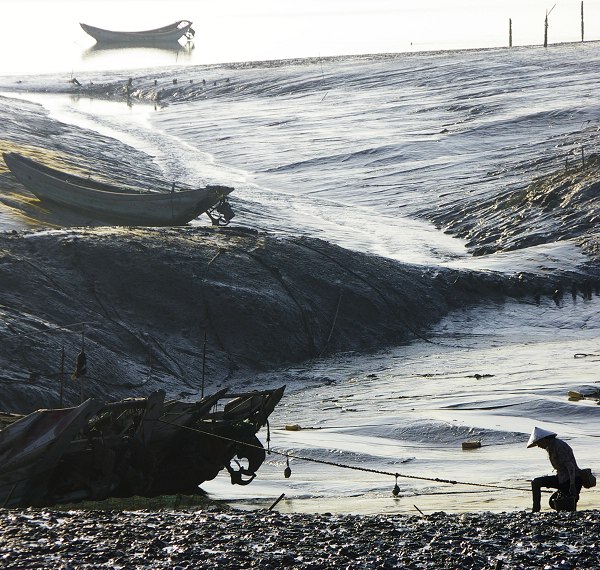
<box><xmin>545</xmin><ymin>438</ymin><xmax>581</xmax><ymax>484</ymax></box>
<box><xmin>531</xmin><ymin>437</ymin><xmax>582</xmax><ymax>512</ymax></box>
<box><xmin>531</xmin><ymin>475</ymin><xmax>583</xmax><ymax>512</ymax></box>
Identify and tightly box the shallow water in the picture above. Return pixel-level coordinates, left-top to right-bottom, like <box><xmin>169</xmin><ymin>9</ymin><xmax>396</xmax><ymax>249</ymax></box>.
<box><xmin>3</xmin><ymin>1</ymin><xmax>600</xmax><ymax>76</ymax></box>
<box><xmin>1</xmin><ymin>42</ymin><xmax>600</xmax><ymax>514</ymax></box>
<box><xmin>202</xmin><ymin>295</ymin><xmax>600</xmax><ymax>514</ymax></box>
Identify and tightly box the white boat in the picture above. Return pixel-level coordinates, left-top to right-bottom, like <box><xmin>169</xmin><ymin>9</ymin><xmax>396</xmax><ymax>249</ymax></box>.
<box><xmin>80</xmin><ymin>20</ymin><xmax>195</xmax><ymax>45</ymax></box>
<box><xmin>3</xmin><ymin>152</ymin><xmax>234</xmax><ymax>227</ymax></box>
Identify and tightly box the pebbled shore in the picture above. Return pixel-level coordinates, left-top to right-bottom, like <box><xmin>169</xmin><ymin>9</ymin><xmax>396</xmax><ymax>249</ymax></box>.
<box><xmin>1</xmin><ymin>508</ymin><xmax>599</xmax><ymax>569</ymax></box>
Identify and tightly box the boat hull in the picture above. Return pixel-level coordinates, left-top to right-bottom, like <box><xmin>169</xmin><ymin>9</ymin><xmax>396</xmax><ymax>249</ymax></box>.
<box><xmin>3</xmin><ymin>152</ymin><xmax>233</xmax><ymax>226</ymax></box>
<box><xmin>0</xmin><ymin>387</ymin><xmax>285</xmax><ymax>507</ymax></box>
<box><xmin>80</xmin><ymin>21</ymin><xmax>194</xmax><ymax>45</ymax></box>
<box><xmin>0</xmin><ymin>400</ymin><xmax>102</xmax><ymax>507</ymax></box>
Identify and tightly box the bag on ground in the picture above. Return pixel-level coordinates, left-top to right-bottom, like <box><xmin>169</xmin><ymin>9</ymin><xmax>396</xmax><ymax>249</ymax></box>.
<box><xmin>580</xmin><ymin>468</ymin><xmax>596</xmax><ymax>489</ymax></box>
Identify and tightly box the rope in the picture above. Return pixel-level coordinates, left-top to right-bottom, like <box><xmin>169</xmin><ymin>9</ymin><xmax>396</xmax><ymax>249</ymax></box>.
<box><xmin>319</xmin><ymin>288</ymin><xmax>343</xmax><ymax>357</ymax></box>
<box><xmin>156</xmin><ymin>418</ymin><xmax>533</xmax><ymax>494</ymax></box>
<box><xmin>0</xmin><ymin>321</ymin><xmax>96</xmax><ymax>343</ymax></box>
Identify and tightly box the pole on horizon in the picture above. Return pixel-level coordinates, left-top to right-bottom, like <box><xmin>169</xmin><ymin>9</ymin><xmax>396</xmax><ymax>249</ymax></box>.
<box><xmin>544</xmin><ymin>4</ymin><xmax>556</xmax><ymax>48</ymax></box>
<box><xmin>509</xmin><ymin>18</ymin><xmax>513</xmax><ymax>47</ymax></box>
<box><xmin>581</xmin><ymin>1</ymin><xmax>585</xmax><ymax>42</ymax></box>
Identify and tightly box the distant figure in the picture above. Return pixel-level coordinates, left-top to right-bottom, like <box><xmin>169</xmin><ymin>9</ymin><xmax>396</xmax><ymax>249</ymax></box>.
<box><xmin>527</xmin><ymin>427</ymin><xmax>583</xmax><ymax>512</ymax></box>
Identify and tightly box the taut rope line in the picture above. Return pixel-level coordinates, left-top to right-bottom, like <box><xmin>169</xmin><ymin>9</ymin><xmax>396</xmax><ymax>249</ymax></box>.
<box><xmin>157</xmin><ymin>419</ymin><xmax>532</xmax><ymax>494</ymax></box>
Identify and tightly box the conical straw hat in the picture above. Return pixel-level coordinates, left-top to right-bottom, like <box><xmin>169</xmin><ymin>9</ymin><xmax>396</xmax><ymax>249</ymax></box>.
<box><xmin>527</xmin><ymin>426</ymin><xmax>557</xmax><ymax>448</ymax></box>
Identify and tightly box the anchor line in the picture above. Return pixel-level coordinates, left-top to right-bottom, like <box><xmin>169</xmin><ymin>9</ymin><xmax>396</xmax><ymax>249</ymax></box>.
<box><xmin>156</xmin><ymin>419</ymin><xmax>534</xmax><ymax>494</ymax></box>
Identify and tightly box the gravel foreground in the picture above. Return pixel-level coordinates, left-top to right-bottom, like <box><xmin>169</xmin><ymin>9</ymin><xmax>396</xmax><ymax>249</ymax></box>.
<box><xmin>1</xmin><ymin>508</ymin><xmax>599</xmax><ymax>569</ymax></box>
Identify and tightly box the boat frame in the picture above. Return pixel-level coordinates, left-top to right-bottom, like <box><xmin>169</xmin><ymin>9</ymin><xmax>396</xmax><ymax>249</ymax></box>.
<box><xmin>0</xmin><ymin>386</ymin><xmax>285</xmax><ymax>507</ymax></box>
<box><xmin>80</xmin><ymin>20</ymin><xmax>195</xmax><ymax>45</ymax></box>
<box><xmin>3</xmin><ymin>152</ymin><xmax>234</xmax><ymax>226</ymax></box>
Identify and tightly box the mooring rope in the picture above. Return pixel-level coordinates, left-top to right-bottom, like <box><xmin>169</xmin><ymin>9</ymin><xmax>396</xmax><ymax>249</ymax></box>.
<box><xmin>319</xmin><ymin>288</ymin><xmax>344</xmax><ymax>357</ymax></box>
<box><xmin>0</xmin><ymin>321</ymin><xmax>96</xmax><ymax>343</ymax></box>
<box><xmin>156</xmin><ymin>419</ymin><xmax>533</xmax><ymax>494</ymax></box>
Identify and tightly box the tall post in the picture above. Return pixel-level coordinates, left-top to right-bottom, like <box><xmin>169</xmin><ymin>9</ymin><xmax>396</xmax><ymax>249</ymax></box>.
<box><xmin>201</xmin><ymin>330</ymin><xmax>207</xmax><ymax>398</ymax></box>
<box><xmin>60</xmin><ymin>347</ymin><xmax>65</xmax><ymax>407</ymax></box>
<box><xmin>581</xmin><ymin>1</ymin><xmax>585</xmax><ymax>42</ymax></box>
<box><xmin>80</xmin><ymin>326</ymin><xmax>85</xmax><ymax>404</ymax></box>
<box><xmin>509</xmin><ymin>18</ymin><xmax>513</xmax><ymax>47</ymax></box>
<box><xmin>544</xmin><ymin>5</ymin><xmax>556</xmax><ymax>48</ymax></box>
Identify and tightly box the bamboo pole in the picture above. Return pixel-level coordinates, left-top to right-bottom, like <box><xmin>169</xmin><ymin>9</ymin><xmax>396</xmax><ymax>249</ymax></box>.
<box><xmin>201</xmin><ymin>330</ymin><xmax>207</xmax><ymax>398</ymax></box>
<box><xmin>60</xmin><ymin>347</ymin><xmax>65</xmax><ymax>407</ymax></box>
<box><xmin>509</xmin><ymin>18</ymin><xmax>513</xmax><ymax>47</ymax></box>
<box><xmin>581</xmin><ymin>1</ymin><xmax>585</xmax><ymax>42</ymax></box>
<box><xmin>80</xmin><ymin>326</ymin><xmax>85</xmax><ymax>404</ymax></box>
<box><xmin>269</xmin><ymin>493</ymin><xmax>286</xmax><ymax>511</ymax></box>
<box><xmin>544</xmin><ymin>5</ymin><xmax>556</xmax><ymax>48</ymax></box>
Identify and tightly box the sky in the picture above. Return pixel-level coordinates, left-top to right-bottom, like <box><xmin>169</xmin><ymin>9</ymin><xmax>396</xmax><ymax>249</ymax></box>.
<box><xmin>0</xmin><ymin>1</ymin><xmax>598</xmax><ymax>75</ymax></box>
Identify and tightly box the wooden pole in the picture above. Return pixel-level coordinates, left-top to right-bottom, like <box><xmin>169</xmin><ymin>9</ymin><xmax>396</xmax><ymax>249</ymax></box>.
<box><xmin>509</xmin><ymin>18</ymin><xmax>513</xmax><ymax>47</ymax></box>
<box><xmin>544</xmin><ymin>4</ymin><xmax>556</xmax><ymax>48</ymax></box>
<box><xmin>60</xmin><ymin>347</ymin><xmax>65</xmax><ymax>407</ymax></box>
<box><xmin>581</xmin><ymin>1</ymin><xmax>585</xmax><ymax>42</ymax></box>
<box><xmin>80</xmin><ymin>326</ymin><xmax>85</xmax><ymax>404</ymax></box>
<box><xmin>268</xmin><ymin>493</ymin><xmax>286</xmax><ymax>511</ymax></box>
<box><xmin>201</xmin><ymin>330</ymin><xmax>207</xmax><ymax>398</ymax></box>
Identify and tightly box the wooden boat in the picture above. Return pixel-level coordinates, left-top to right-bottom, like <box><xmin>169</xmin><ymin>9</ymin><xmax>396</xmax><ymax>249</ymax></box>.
<box><xmin>3</xmin><ymin>152</ymin><xmax>234</xmax><ymax>226</ymax></box>
<box><xmin>80</xmin><ymin>20</ymin><xmax>195</xmax><ymax>45</ymax></box>
<box><xmin>0</xmin><ymin>386</ymin><xmax>285</xmax><ymax>507</ymax></box>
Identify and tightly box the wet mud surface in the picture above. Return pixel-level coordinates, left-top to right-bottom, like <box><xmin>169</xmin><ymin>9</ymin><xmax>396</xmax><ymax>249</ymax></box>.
<box><xmin>1</xmin><ymin>94</ymin><xmax>600</xmax><ymax>413</ymax></box>
<box><xmin>429</xmin><ymin>152</ymin><xmax>600</xmax><ymax>258</ymax></box>
<box><xmin>1</xmin><ymin>508</ymin><xmax>599</xmax><ymax>569</ymax></box>
<box><xmin>0</xmin><ymin>224</ymin><xmax>556</xmax><ymax>413</ymax></box>
<box><xmin>8</xmin><ymin>69</ymin><xmax>600</xmax><ymax>262</ymax></box>
<box><xmin>1</xmin><ymin>66</ymin><xmax>600</xmax><ymax>570</ymax></box>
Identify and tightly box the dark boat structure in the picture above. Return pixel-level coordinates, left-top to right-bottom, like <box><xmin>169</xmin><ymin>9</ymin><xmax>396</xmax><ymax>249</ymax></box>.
<box><xmin>80</xmin><ymin>20</ymin><xmax>195</xmax><ymax>45</ymax></box>
<box><xmin>0</xmin><ymin>386</ymin><xmax>285</xmax><ymax>507</ymax></box>
<box><xmin>2</xmin><ymin>152</ymin><xmax>235</xmax><ymax>227</ymax></box>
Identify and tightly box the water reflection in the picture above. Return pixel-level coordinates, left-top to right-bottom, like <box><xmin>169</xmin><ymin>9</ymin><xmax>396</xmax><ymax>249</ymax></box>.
<box><xmin>81</xmin><ymin>41</ymin><xmax>195</xmax><ymax>67</ymax></box>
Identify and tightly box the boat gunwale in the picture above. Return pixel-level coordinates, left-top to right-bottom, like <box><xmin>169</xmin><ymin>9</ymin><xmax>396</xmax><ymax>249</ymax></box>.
<box><xmin>2</xmin><ymin>151</ymin><xmax>234</xmax><ymax>226</ymax></box>
<box><xmin>3</xmin><ymin>152</ymin><xmax>233</xmax><ymax>201</ymax></box>
<box><xmin>79</xmin><ymin>21</ymin><xmax>194</xmax><ymax>44</ymax></box>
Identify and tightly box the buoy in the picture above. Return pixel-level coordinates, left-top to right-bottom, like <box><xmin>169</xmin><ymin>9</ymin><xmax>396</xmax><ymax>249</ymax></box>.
<box><xmin>461</xmin><ymin>440</ymin><xmax>481</xmax><ymax>450</ymax></box>
<box><xmin>284</xmin><ymin>457</ymin><xmax>291</xmax><ymax>479</ymax></box>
